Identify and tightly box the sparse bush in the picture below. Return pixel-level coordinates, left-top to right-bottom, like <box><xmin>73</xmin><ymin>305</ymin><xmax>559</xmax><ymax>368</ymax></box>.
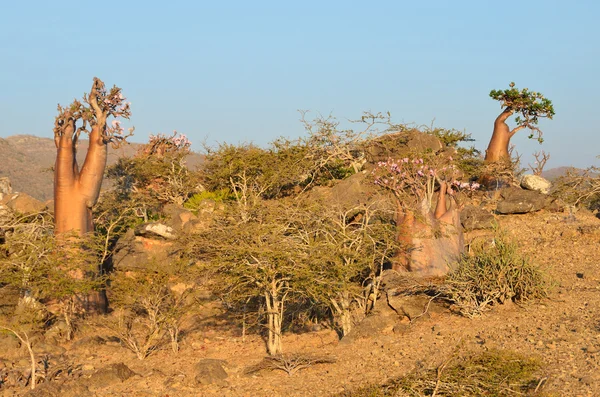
<box><xmin>106</xmin><ymin>268</ymin><xmax>190</xmax><ymax>359</ymax></box>
<box><xmin>245</xmin><ymin>353</ymin><xmax>337</xmax><ymax>376</ymax></box>
<box><xmin>340</xmin><ymin>349</ymin><xmax>546</xmax><ymax>397</ymax></box>
<box><xmin>552</xmin><ymin>165</ymin><xmax>600</xmax><ymax>211</ymax></box>
<box><xmin>443</xmin><ymin>230</ymin><xmax>550</xmax><ymax>318</ymax></box>
<box><xmin>0</xmin><ymin>213</ymin><xmax>105</xmax><ymax>340</ymax></box>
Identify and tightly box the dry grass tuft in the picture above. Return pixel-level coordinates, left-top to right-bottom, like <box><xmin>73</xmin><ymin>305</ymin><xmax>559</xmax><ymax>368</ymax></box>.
<box><xmin>340</xmin><ymin>349</ymin><xmax>548</xmax><ymax>397</ymax></box>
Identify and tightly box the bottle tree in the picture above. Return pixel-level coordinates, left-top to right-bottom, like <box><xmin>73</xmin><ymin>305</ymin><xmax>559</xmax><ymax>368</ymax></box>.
<box><xmin>53</xmin><ymin>78</ymin><xmax>132</xmax><ymax>312</ymax></box>
<box><xmin>485</xmin><ymin>82</ymin><xmax>555</xmax><ymax>162</ymax></box>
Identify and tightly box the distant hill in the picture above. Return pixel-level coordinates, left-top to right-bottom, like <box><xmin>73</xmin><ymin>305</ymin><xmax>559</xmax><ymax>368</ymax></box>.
<box><xmin>0</xmin><ymin>135</ymin><xmax>203</xmax><ymax>201</ymax></box>
<box><xmin>541</xmin><ymin>166</ymin><xmax>593</xmax><ymax>181</ymax></box>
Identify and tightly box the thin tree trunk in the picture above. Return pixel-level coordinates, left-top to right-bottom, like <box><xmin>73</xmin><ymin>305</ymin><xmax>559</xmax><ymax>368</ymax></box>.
<box><xmin>340</xmin><ymin>292</ymin><xmax>352</xmax><ymax>337</ymax></box>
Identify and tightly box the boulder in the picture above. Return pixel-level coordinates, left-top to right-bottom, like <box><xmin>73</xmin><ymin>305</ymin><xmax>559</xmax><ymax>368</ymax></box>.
<box><xmin>308</xmin><ymin>171</ymin><xmax>394</xmax><ymax>216</ymax></box>
<box><xmin>496</xmin><ymin>187</ymin><xmax>554</xmax><ymax>214</ymax></box>
<box><xmin>521</xmin><ymin>174</ymin><xmax>552</xmax><ymax>194</ymax></box>
<box><xmin>85</xmin><ymin>363</ymin><xmax>137</xmax><ymax>387</ymax></box>
<box><xmin>0</xmin><ymin>192</ymin><xmax>47</xmax><ymax>214</ymax></box>
<box><xmin>194</xmin><ymin>359</ymin><xmax>228</xmax><ymax>386</ymax></box>
<box><xmin>163</xmin><ymin>203</ymin><xmax>197</xmax><ymax>231</ymax></box>
<box><xmin>112</xmin><ymin>228</ymin><xmax>175</xmax><ymax>271</ymax></box>
<box><xmin>365</xmin><ymin>129</ymin><xmax>443</xmax><ymax>164</ymax></box>
<box><xmin>460</xmin><ymin>205</ymin><xmax>495</xmax><ymax>230</ymax></box>
<box><xmin>135</xmin><ymin>222</ymin><xmax>176</xmax><ymax>239</ymax></box>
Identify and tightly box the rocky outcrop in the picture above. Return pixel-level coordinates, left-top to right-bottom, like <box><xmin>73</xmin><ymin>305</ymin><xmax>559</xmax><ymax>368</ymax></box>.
<box><xmin>460</xmin><ymin>205</ymin><xmax>495</xmax><ymax>230</ymax></box>
<box><xmin>365</xmin><ymin>129</ymin><xmax>443</xmax><ymax>164</ymax></box>
<box><xmin>496</xmin><ymin>187</ymin><xmax>554</xmax><ymax>214</ymax></box>
<box><xmin>0</xmin><ymin>192</ymin><xmax>47</xmax><ymax>214</ymax></box>
<box><xmin>521</xmin><ymin>174</ymin><xmax>552</xmax><ymax>194</ymax></box>
<box><xmin>112</xmin><ymin>227</ymin><xmax>176</xmax><ymax>271</ymax></box>
<box><xmin>194</xmin><ymin>359</ymin><xmax>228</xmax><ymax>386</ymax></box>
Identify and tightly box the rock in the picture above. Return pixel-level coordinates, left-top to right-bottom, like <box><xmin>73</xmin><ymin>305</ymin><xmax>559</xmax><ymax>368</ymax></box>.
<box><xmin>496</xmin><ymin>188</ymin><xmax>554</xmax><ymax>214</ymax></box>
<box><xmin>135</xmin><ymin>222</ymin><xmax>176</xmax><ymax>239</ymax></box>
<box><xmin>163</xmin><ymin>204</ymin><xmax>197</xmax><ymax>231</ymax></box>
<box><xmin>35</xmin><ymin>342</ymin><xmax>66</xmax><ymax>356</ymax></box>
<box><xmin>387</xmin><ymin>294</ymin><xmax>441</xmax><ymax>322</ymax></box>
<box><xmin>0</xmin><ymin>192</ymin><xmax>47</xmax><ymax>214</ymax></box>
<box><xmin>112</xmin><ymin>229</ymin><xmax>176</xmax><ymax>271</ymax></box>
<box><xmin>460</xmin><ymin>205</ymin><xmax>495</xmax><ymax>230</ymax></box>
<box><xmin>520</xmin><ymin>174</ymin><xmax>552</xmax><ymax>194</ymax></box>
<box><xmin>194</xmin><ymin>358</ymin><xmax>229</xmax><ymax>386</ymax></box>
<box><xmin>308</xmin><ymin>172</ymin><xmax>394</xmax><ymax>216</ymax></box>
<box><xmin>365</xmin><ymin>129</ymin><xmax>443</xmax><ymax>163</ymax></box>
<box><xmin>86</xmin><ymin>363</ymin><xmax>137</xmax><ymax>388</ymax></box>
<box><xmin>0</xmin><ymin>177</ymin><xmax>12</xmax><ymax>200</ymax></box>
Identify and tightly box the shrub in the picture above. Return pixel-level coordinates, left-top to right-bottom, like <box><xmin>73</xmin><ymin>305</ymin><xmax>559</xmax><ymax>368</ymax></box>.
<box><xmin>106</xmin><ymin>268</ymin><xmax>190</xmax><ymax>359</ymax></box>
<box><xmin>183</xmin><ymin>189</ymin><xmax>234</xmax><ymax>214</ymax></box>
<box><xmin>340</xmin><ymin>349</ymin><xmax>546</xmax><ymax>397</ymax></box>
<box><xmin>551</xmin><ymin>165</ymin><xmax>600</xmax><ymax>211</ymax></box>
<box><xmin>443</xmin><ymin>230</ymin><xmax>550</xmax><ymax>318</ymax></box>
<box><xmin>0</xmin><ymin>213</ymin><xmax>105</xmax><ymax>340</ymax></box>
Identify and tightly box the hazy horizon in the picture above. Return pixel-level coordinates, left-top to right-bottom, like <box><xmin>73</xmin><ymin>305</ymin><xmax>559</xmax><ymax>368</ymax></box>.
<box><xmin>1</xmin><ymin>0</ymin><xmax>598</xmax><ymax>169</ymax></box>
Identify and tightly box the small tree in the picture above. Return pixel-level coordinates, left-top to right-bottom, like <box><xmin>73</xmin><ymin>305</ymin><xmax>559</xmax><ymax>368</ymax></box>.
<box><xmin>107</xmin><ymin>132</ymin><xmax>199</xmax><ymax>219</ymax></box>
<box><xmin>0</xmin><ymin>218</ymin><xmax>104</xmax><ymax>340</ymax></box>
<box><xmin>53</xmin><ymin>77</ymin><xmax>132</xmax><ymax>235</ymax></box>
<box><xmin>107</xmin><ymin>268</ymin><xmax>190</xmax><ymax>359</ymax></box>
<box><xmin>294</xmin><ymin>202</ymin><xmax>397</xmax><ymax>337</ymax></box>
<box><xmin>485</xmin><ymin>82</ymin><xmax>554</xmax><ymax>162</ymax></box>
<box><xmin>186</xmin><ymin>201</ymin><xmax>304</xmax><ymax>355</ymax></box>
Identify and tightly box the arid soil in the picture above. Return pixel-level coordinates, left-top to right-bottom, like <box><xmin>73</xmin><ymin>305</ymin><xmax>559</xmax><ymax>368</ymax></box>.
<box><xmin>1</xmin><ymin>209</ymin><xmax>600</xmax><ymax>396</ymax></box>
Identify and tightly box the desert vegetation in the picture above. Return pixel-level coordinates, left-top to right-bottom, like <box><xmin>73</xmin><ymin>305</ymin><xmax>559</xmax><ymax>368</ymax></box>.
<box><xmin>2</xmin><ymin>79</ymin><xmax>600</xmax><ymax>396</ymax></box>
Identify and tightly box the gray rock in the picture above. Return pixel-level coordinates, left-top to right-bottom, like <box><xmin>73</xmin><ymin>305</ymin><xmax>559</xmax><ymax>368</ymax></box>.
<box><xmin>85</xmin><ymin>363</ymin><xmax>137</xmax><ymax>388</ymax></box>
<box><xmin>194</xmin><ymin>358</ymin><xmax>228</xmax><ymax>386</ymax></box>
<box><xmin>112</xmin><ymin>228</ymin><xmax>176</xmax><ymax>271</ymax></box>
<box><xmin>460</xmin><ymin>205</ymin><xmax>495</xmax><ymax>230</ymax></box>
<box><xmin>135</xmin><ymin>222</ymin><xmax>176</xmax><ymax>239</ymax></box>
<box><xmin>521</xmin><ymin>174</ymin><xmax>552</xmax><ymax>194</ymax></box>
<box><xmin>496</xmin><ymin>188</ymin><xmax>553</xmax><ymax>214</ymax></box>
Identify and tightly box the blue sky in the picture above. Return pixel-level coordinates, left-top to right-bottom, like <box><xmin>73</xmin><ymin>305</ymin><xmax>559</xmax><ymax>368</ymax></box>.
<box><xmin>1</xmin><ymin>0</ymin><xmax>598</xmax><ymax>168</ymax></box>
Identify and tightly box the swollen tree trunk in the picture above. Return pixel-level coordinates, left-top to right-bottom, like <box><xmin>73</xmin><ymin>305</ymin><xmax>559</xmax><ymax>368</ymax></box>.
<box><xmin>54</xmin><ymin>125</ymin><xmax>107</xmax><ymax>234</ymax></box>
<box><xmin>393</xmin><ymin>184</ymin><xmax>462</xmax><ymax>275</ymax></box>
<box><xmin>484</xmin><ymin>108</ymin><xmax>525</xmax><ymax>162</ymax></box>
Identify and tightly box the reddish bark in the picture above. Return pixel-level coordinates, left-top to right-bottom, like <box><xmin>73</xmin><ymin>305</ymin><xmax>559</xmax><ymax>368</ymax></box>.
<box><xmin>484</xmin><ymin>108</ymin><xmax>525</xmax><ymax>162</ymax></box>
<box><xmin>53</xmin><ymin>78</ymin><xmax>131</xmax><ymax>312</ymax></box>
